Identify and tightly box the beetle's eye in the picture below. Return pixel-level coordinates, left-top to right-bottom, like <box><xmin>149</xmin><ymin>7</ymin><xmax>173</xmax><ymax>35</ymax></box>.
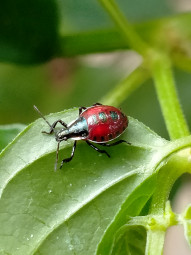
<box><xmin>81</xmin><ymin>131</ymin><xmax>88</xmax><ymax>137</ymax></box>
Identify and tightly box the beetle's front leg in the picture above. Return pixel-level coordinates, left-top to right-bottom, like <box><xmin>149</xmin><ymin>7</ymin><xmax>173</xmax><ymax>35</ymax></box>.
<box><xmin>79</xmin><ymin>107</ymin><xmax>87</xmax><ymax>115</ymax></box>
<box><xmin>42</xmin><ymin>120</ymin><xmax>68</xmax><ymax>134</ymax></box>
<box><xmin>60</xmin><ymin>141</ymin><xmax>77</xmax><ymax>169</ymax></box>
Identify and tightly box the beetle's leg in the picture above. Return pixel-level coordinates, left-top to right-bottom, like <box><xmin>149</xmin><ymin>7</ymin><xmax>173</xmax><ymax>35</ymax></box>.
<box><xmin>60</xmin><ymin>141</ymin><xmax>77</xmax><ymax>169</ymax></box>
<box><xmin>54</xmin><ymin>142</ymin><xmax>60</xmax><ymax>171</ymax></box>
<box><xmin>86</xmin><ymin>141</ymin><xmax>110</xmax><ymax>158</ymax></box>
<box><xmin>99</xmin><ymin>140</ymin><xmax>131</xmax><ymax>146</ymax></box>
<box><xmin>79</xmin><ymin>107</ymin><xmax>87</xmax><ymax>115</ymax></box>
<box><xmin>93</xmin><ymin>103</ymin><xmax>102</xmax><ymax>106</ymax></box>
<box><xmin>42</xmin><ymin>120</ymin><xmax>68</xmax><ymax>134</ymax></box>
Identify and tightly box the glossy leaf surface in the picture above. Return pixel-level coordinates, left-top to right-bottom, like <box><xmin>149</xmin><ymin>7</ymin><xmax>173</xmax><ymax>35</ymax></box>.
<box><xmin>0</xmin><ymin>108</ymin><xmax>190</xmax><ymax>254</ymax></box>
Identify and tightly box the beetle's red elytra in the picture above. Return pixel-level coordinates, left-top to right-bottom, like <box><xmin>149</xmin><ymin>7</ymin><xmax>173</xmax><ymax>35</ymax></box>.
<box><xmin>81</xmin><ymin>105</ymin><xmax>128</xmax><ymax>143</ymax></box>
<box><xmin>34</xmin><ymin>103</ymin><xmax>130</xmax><ymax>170</ymax></box>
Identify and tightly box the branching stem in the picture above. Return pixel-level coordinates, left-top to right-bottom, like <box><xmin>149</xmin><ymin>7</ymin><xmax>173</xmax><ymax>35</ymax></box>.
<box><xmin>151</xmin><ymin>52</ymin><xmax>190</xmax><ymax>140</ymax></box>
<box><xmin>101</xmin><ymin>65</ymin><xmax>150</xmax><ymax>106</ymax></box>
<box><xmin>98</xmin><ymin>0</ymin><xmax>149</xmax><ymax>55</ymax></box>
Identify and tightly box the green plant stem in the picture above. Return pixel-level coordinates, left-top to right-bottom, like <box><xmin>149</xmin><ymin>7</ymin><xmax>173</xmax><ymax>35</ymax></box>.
<box><xmin>146</xmin><ymin>230</ymin><xmax>165</xmax><ymax>255</ymax></box>
<box><xmin>145</xmin><ymin>172</ymin><xmax>177</xmax><ymax>255</ymax></box>
<box><xmin>145</xmin><ymin>178</ymin><xmax>173</xmax><ymax>255</ymax></box>
<box><xmin>101</xmin><ymin>65</ymin><xmax>150</xmax><ymax>107</ymax></box>
<box><xmin>146</xmin><ymin>149</ymin><xmax>191</xmax><ymax>255</ymax></box>
<box><xmin>98</xmin><ymin>0</ymin><xmax>149</xmax><ymax>55</ymax></box>
<box><xmin>151</xmin><ymin>52</ymin><xmax>190</xmax><ymax>140</ymax></box>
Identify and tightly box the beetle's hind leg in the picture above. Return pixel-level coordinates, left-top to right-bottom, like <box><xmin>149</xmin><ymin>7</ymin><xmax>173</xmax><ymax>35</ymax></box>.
<box><xmin>86</xmin><ymin>141</ymin><xmax>110</xmax><ymax>158</ymax></box>
<box><xmin>93</xmin><ymin>103</ymin><xmax>102</xmax><ymax>106</ymax></box>
<box><xmin>42</xmin><ymin>120</ymin><xmax>68</xmax><ymax>134</ymax></box>
<box><xmin>79</xmin><ymin>103</ymin><xmax>102</xmax><ymax>115</ymax></box>
<box><xmin>99</xmin><ymin>140</ymin><xmax>131</xmax><ymax>146</ymax></box>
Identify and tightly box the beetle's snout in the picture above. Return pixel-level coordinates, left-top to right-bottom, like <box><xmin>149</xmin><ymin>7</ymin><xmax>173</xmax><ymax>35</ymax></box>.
<box><xmin>55</xmin><ymin>129</ymin><xmax>69</xmax><ymax>142</ymax></box>
<box><xmin>55</xmin><ymin>136</ymin><xmax>67</xmax><ymax>142</ymax></box>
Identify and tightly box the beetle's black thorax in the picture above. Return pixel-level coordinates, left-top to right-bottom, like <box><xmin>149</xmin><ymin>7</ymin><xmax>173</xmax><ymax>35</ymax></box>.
<box><xmin>55</xmin><ymin>116</ymin><xmax>88</xmax><ymax>142</ymax></box>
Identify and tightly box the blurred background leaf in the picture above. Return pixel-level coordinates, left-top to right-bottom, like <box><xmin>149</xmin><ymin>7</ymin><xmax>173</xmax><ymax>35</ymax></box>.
<box><xmin>1</xmin><ymin>58</ymin><xmax>191</xmax><ymax>141</ymax></box>
<box><xmin>0</xmin><ymin>0</ymin><xmax>59</xmax><ymax>64</ymax></box>
<box><xmin>0</xmin><ymin>124</ymin><xmax>25</xmax><ymax>151</ymax></box>
<box><xmin>0</xmin><ymin>0</ymin><xmax>190</xmax><ymax>141</ymax></box>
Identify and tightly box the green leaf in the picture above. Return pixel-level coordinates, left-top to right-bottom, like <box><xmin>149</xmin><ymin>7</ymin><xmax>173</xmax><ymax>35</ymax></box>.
<box><xmin>96</xmin><ymin>175</ymin><xmax>156</xmax><ymax>255</ymax></box>
<box><xmin>0</xmin><ymin>124</ymin><xmax>26</xmax><ymax>152</ymax></box>
<box><xmin>0</xmin><ymin>108</ymin><xmax>191</xmax><ymax>254</ymax></box>
<box><xmin>0</xmin><ymin>0</ymin><xmax>59</xmax><ymax>64</ymax></box>
<box><xmin>110</xmin><ymin>226</ymin><xmax>146</xmax><ymax>255</ymax></box>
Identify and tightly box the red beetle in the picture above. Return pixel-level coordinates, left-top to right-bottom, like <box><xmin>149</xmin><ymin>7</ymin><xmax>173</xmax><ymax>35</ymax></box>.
<box><xmin>34</xmin><ymin>103</ymin><xmax>130</xmax><ymax>170</ymax></box>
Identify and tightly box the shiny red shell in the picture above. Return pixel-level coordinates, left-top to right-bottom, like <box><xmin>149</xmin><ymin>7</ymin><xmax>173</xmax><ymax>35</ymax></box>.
<box><xmin>81</xmin><ymin>105</ymin><xmax>128</xmax><ymax>143</ymax></box>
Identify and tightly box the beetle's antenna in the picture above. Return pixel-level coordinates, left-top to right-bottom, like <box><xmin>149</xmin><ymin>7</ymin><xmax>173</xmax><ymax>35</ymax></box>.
<box><xmin>33</xmin><ymin>105</ymin><xmax>52</xmax><ymax>128</ymax></box>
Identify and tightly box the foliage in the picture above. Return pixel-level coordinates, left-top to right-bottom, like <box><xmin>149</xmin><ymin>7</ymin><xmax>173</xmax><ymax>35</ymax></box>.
<box><xmin>1</xmin><ymin>0</ymin><xmax>191</xmax><ymax>254</ymax></box>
